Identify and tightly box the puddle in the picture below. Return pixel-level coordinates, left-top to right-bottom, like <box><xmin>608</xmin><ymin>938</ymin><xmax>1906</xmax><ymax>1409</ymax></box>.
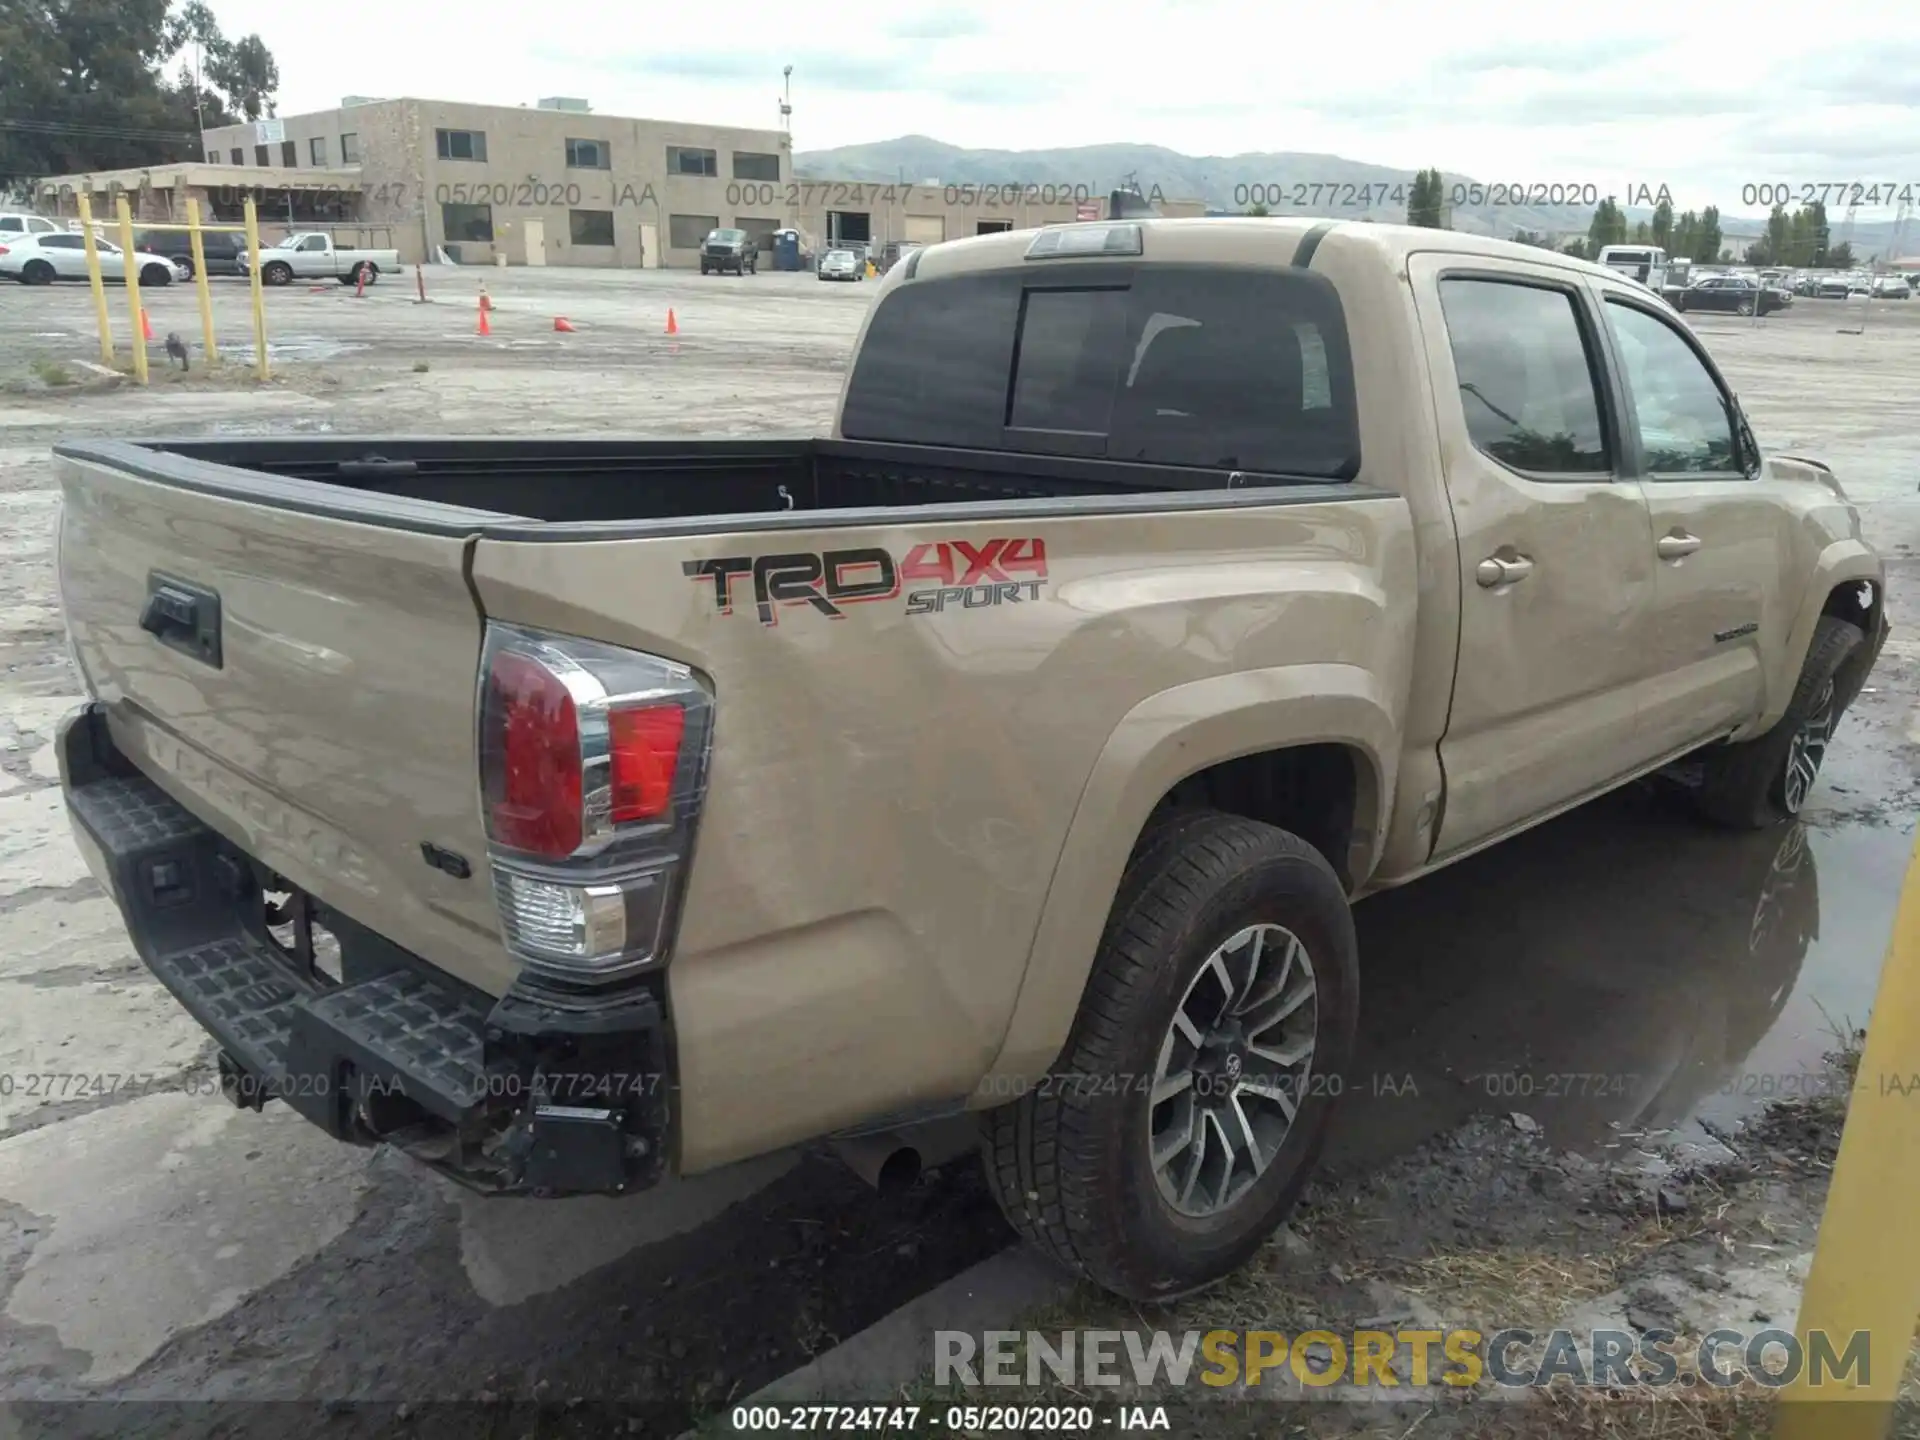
<box><xmin>223</xmin><ymin>339</ymin><xmax>370</xmax><ymax>364</ymax></box>
<box><xmin>1330</xmin><ymin>784</ymin><xmax>1910</xmax><ymax>1171</ymax></box>
<box><xmin>208</xmin><ymin>416</ymin><xmax>336</xmax><ymax>436</ymax></box>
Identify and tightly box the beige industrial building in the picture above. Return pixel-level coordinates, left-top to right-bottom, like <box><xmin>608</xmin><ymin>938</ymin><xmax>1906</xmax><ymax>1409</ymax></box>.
<box><xmin>34</xmin><ymin>96</ymin><xmax>1167</xmax><ymax>269</ymax></box>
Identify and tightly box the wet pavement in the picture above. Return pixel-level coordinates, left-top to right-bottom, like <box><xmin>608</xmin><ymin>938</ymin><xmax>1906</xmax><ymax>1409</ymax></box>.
<box><xmin>0</xmin><ymin>263</ymin><xmax>1916</xmax><ymax>1424</ymax></box>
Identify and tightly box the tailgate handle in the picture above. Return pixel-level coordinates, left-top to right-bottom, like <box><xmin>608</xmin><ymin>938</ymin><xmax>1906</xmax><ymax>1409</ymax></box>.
<box><xmin>140</xmin><ymin>573</ymin><xmax>223</xmax><ymax>669</ymax></box>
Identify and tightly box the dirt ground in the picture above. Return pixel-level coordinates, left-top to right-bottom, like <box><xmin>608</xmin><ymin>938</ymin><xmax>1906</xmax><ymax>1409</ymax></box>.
<box><xmin>0</xmin><ymin>265</ymin><xmax>1916</xmax><ymax>1437</ymax></box>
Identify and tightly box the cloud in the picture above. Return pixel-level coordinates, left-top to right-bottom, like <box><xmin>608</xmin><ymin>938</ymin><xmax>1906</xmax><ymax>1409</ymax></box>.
<box><xmin>222</xmin><ymin>0</ymin><xmax>1916</xmax><ymax>215</ymax></box>
<box><xmin>1444</xmin><ymin>35</ymin><xmax>1664</xmax><ymax>73</ymax></box>
<box><xmin>883</xmin><ymin>5</ymin><xmax>987</xmax><ymax>40</ymax></box>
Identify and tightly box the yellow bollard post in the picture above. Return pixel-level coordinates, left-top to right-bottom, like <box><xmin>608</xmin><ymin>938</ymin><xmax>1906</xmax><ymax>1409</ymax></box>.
<box><xmin>75</xmin><ymin>194</ymin><xmax>114</xmax><ymax>366</ymax></box>
<box><xmin>1773</xmin><ymin>822</ymin><xmax>1920</xmax><ymax>1440</ymax></box>
<box><xmin>243</xmin><ymin>198</ymin><xmax>269</xmax><ymax>380</ymax></box>
<box><xmin>115</xmin><ymin>197</ymin><xmax>148</xmax><ymax>385</ymax></box>
<box><xmin>186</xmin><ymin>196</ymin><xmax>218</xmax><ymax>365</ymax></box>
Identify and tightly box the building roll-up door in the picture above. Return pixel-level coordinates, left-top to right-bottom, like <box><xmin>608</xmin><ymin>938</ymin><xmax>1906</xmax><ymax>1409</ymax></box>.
<box><xmin>903</xmin><ymin>215</ymin><xmax>946</xmax><ymax>246</ymax></box>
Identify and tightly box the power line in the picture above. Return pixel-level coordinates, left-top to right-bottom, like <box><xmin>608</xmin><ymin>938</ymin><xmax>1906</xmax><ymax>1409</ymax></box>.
<box><xmin>0</xmin><ymin>116</ymin><xmax>199</xmax><ymax>141</ymax></box>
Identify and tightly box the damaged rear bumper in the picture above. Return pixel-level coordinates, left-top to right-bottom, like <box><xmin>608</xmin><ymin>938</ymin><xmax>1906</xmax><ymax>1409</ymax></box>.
<box><xmin>57</xmin><ymin>702</ymin><xmax>673</xmax><ymax>1198</ymax></box>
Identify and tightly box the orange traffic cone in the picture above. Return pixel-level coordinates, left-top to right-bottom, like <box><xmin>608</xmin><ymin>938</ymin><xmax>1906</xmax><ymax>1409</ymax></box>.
<box><xmin>354</xmin><ymin>265</ymin><xmax>367</xmax><ymax>298</ymax></box>
<box><xmin>664</xmin><ymin>308</ymin><xmax>678</xmax><ymax>335</ymax></box>
<box><xmin>477</xmin><ymin>299</ymin><xmax>491</xmax><ymax>337</ymax></box>
<box><xmin>554</xmin><ymin>316</ymin><xmax>576</xmax><ymax>332</ymax></box>
<box><xmin>140</xmin><ymin>309</ymin><xmax>155</xmax><ymax>341</ymax></box>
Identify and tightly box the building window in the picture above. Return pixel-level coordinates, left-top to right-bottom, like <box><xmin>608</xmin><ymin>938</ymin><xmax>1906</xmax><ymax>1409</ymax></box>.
<box><xmin>442</xmin><ymin>202</ymin><xmax>494</xmax><ymax>242</ymax></box>
<box><xmin>340</xmin><ymin>132</ymin><xmax>360</xmax><ymax>163</ymax></box>
<box><xmin>569</xmin><ymin>209</ymin><xmax>615</xmax><ymax>246</ymax></box>
<box><xmin>231</xmin><ymin>148</ymin><xmax>244</xmax><ymax>164</ymax></box>
<box><xmin>668</xmin><ymin>213</ymin><xmax>718</xmax><ymax>249</ymax></box>
<box><xmin>736</xmin><ymin>216</ymin><xmax>779</xmax><ymax>250</ymax></box>
<box><xmin>254</xmin><ymin>144</ymin><xmax>268</xmax><ymax>165</ymax></box>
<box><xmin>565</xmin><ymin>138</ymin><xmax>610</xmax><ymax>170</ymax></box>
<box><xmin>666</xmin><ymin>146</ymin><xmax>718</xmax><ymax>177</ymax></box>
<box><xmin>436</xmin><ymin>129</ymin><xmax>488</xmax><ymax>162</ymax></box>
<box><xmin>310</xmin><ymin>136</ymin><xmax>328</xmax><ymax>165</ymax></box>
<box><xmin>280</xmin><ymin>140</ymin><xmax>297</xmax><ymax>166</ymax></box>
<box><xmin>733</xmin><ymin>151</ymin><xmax>780</xmax><ymax>181</ymax></box>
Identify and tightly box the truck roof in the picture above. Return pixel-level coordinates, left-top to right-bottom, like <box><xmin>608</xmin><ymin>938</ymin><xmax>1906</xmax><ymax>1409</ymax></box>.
<box><xmin>907</xmin><ymin>215</ymin><xmax>1635</xmax><ymax>289</ymax></box>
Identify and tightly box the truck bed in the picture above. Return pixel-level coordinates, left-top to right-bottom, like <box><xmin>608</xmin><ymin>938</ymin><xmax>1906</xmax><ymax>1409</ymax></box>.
<box><xmin>53</xmin><ymin>436</ymin><xmax>1361</xmax><ymax>536</ymax></box>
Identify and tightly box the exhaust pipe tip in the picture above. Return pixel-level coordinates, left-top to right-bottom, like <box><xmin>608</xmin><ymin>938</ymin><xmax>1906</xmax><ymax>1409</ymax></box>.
<box><xmin>875</xmin><ymin>1145</ymin><xmax>921</xmax><ymax>1195</ymax></box>
<box><xmin>830</xmin><ymin>1131</ymin><xmax>924</xmax><ymax>1194</ymax></box>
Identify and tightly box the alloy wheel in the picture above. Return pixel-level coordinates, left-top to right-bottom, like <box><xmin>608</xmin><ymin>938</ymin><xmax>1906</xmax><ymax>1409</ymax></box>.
<box><xmin>1781</xmin><ymin>679</ymin><xmax>1836</xmax><ymax>815</ymax></box>
<box><xmin>1149</xmin><ymin>923</ymin><xmax>1318</xmax><ymax>1218</ymax></box>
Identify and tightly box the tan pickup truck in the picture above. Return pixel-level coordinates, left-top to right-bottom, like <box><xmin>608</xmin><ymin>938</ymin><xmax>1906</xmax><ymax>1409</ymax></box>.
<box><xmin>53</xmin><ymin>217</ymin><xmax>1886</xmax><ymax>1303</ymax></box>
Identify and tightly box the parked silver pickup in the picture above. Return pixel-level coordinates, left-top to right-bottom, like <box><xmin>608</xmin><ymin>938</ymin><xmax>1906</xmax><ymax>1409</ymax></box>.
<box><xmin>238</xmin><ymin>231</ymin><xmax>400</xmax><ymax>286</ymax></box>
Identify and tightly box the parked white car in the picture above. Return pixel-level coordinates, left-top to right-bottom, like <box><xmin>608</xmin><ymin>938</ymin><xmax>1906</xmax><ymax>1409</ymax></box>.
<box><xmin>236</xmin><ymin>232</ymin><xmax>401</xmax><ymax>286</ymax></box>
<box><xmin>0</xmin><ymin>232</ymin><xmax>187</xmax><ymax>286</ymax></box>
<box><xmin>1868</xmin><ymin>274</ymin><xmax>1910</xmax><ymax>299</ymax></box>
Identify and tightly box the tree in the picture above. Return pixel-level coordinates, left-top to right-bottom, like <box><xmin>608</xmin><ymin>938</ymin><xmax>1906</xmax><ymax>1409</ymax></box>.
<box><xmin>1406</xmin><ymin>169</ymin><xmax>1446</xmax><ymax>229</ymax></box>
<box><xmin>1561</xmin><ymin>237</ymin><xmax>1589</xmax><ymax>260</ymax></box>
<box><xmin>1651</xmin><ymin>199</ymin><xmax>1673</xmax><ymax>249</ymax></box>
<box><xmin>1695</xmin><ymin>206</ymin><xmax>1723</xmax><ymax>264</ymax></box>
<box><xmin>1246</xmin><ymin>202</ymin><xmax>1269</xmax><ymax>217</ymax></box>
<box><xmin>1829</xmin><ymin>241</ymin><xmax>1854</xmax><ymax>269</ymax></box>
<box><xmin>1510</xmin><ymin>228</ymin><xmax>1555</xmax><ymax>249</ymax></box>
<box><xmin>1670</xmin><ymin>209</ymin><xmax>1697</xmax><ymax>259</ymax></box>
<box><xmin>1586</xmin><ymin>196</ymin><xmax>1627</xmax><ymax>252</ymax></box>
<box><xmin>1631</xmin><ymin>220</ymin><xmax>1651</xmax><ymax>243</ymax></box>
<box><xmin>207</xmin><ymin>33</ymin><xmax>277</xmax><ymax>122</ymax></box>
<box><xmin>0</xmin><ymin>0</ymin><xmax>278</xmax><ymax>178</ymax></box>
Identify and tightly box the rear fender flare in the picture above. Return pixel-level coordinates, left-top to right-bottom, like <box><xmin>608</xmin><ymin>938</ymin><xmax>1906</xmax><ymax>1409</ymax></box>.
<box><xmin>977</xmin><ymin>664</ymin><xmax>1398</xmax><ymax>1090</ymax></box>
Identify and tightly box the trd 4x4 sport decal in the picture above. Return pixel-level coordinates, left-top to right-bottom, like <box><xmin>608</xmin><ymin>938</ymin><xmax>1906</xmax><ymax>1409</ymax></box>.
<box><xmin>683</xmin><ymin>538</ymin><xmax>1048</xmax><ymax>626</ymax></box>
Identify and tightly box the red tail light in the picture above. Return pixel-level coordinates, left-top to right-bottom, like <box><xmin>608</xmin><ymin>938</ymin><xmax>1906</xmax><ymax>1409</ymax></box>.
<box><xmin>609</xmin><ymin>704</ymin><xmax>685</xmax><ymax>822</ymax></box>
<box><xmin>476</xmin><ymin>623</ymin><xmax>713</xmax><ymax>986</ymax></box>
<box><xmin>483</xmin><ymin>649</ymin><xmax>583</xmax><ymax>860</ymax></box>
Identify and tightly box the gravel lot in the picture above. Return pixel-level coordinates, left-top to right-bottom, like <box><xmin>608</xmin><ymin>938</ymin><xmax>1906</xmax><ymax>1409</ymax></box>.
<box><xmin>0</xmin><ymin>263</ymin><xmax>1915</xmax><ymax>1435</ymax></box>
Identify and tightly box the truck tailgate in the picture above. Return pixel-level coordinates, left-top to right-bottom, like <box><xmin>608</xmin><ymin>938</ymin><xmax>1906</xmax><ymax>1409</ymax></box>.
<box><xmin>55</xmin><ymin>450</ymin><xmax>513</xmax><ymax>996</ymax></box>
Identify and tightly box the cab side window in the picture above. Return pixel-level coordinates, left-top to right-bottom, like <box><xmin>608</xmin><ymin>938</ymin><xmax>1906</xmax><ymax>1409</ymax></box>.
<box><xmin>1603</xmin><ymin>299</ymin><xmax>1740</xmax><ymax>476</ymax></box>
<box><xmin>1437</xmin><ymin>278</ymin><xmax>1611</xmax><ymax>476</ymax></box>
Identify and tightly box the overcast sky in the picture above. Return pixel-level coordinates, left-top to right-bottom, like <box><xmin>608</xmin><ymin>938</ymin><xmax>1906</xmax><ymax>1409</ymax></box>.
<box><xmin>205</xmin><ymin>0</ymin><xmax>1919</xmax><ymax>218</ymax></box>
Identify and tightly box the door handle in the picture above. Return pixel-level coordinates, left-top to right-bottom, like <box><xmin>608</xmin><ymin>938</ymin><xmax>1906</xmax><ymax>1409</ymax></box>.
<box><xmin>1657</xmin><ymin>533</ymin><xmax>1702</xmax><ymax>560</ymax></box>
<box><xmin>1476</xmin><ymin>555</ymin><xmax>1534</xmax><ymax>588</ymax></box>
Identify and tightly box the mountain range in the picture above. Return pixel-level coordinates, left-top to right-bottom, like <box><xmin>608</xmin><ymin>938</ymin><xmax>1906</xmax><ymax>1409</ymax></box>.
<box><xmin>793</xmin><ymin>136</ymin><xmax>1914</xmax><ymax>255</ymax></box>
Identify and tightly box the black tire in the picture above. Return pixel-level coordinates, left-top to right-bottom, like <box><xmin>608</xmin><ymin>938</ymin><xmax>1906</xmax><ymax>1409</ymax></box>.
<box><xmin>262</xmin><ymin>260</ymin><xmax>293</xmax><ymax>286</ymax></box>
<box><xmin>139</xmin><ymin>262</ymin><xmax>172</xmax><ymax>287</ymax></box>
<box><xmin>175</xmin><ymin>257</ymin><xmax>195</xmax><ymax>280</ymax></box>
<box><xmin>980</xmin><ymin>811</ymin><xmax>1359</xmax><ymax>1302</ymax></box>
<box><xmin>700</xmin><ymin>264</ymin><xmax>711</xmax><ymax>275</ymax></box>
<box><xmin>20</xmin><ymin>259</ymin><xmax>55</xmax><ymax>285</ymax></box>
<box><xmin>1737</xmin><ymin>297</ymin><xmax>1755</xmax><ymax>316</ymax></box>
<box><xmin>1695</xmin><ymin>615</ymin><xmax>1866</xmax><ymax>829</ymax></box>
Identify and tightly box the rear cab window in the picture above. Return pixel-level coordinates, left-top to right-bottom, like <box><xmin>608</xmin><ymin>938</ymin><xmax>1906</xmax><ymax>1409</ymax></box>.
<box><xmin>840</xmin><ymin>262</ymin><xmax>1361</xmax><ymax>481</ymax></box>
<box><xmin>1436</xmin><ymin>278</ymin><xmax>1611</xmax><ymax>476</ymax></box>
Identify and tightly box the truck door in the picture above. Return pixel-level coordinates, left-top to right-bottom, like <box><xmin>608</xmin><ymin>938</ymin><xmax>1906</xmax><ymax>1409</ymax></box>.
<box><xmin>1408</xmin><ymin>253</ymin><xmax>1666</xmax><ymax>860</ymax></box>
<box><xmin>1588</xmin><ymin>276</ymin><xmax>1803</xmax><ymax>754</ymax></box>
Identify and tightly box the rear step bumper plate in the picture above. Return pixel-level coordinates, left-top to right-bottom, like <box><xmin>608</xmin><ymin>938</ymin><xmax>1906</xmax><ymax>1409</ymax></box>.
<box><xmin>57</xmin><ymin>702</ymin><xmax>669</xmax><ymax>1196</ymax></box>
